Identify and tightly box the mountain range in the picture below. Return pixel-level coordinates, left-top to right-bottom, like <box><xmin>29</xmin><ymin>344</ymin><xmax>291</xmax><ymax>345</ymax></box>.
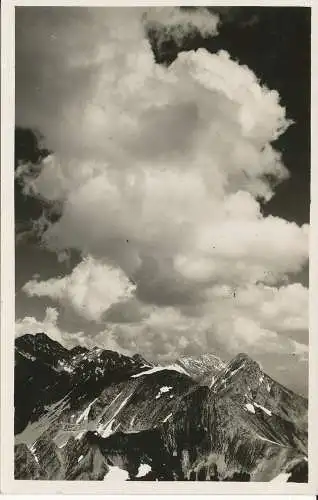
<box><xmin>14</xmin><ymin>333</ymin><xmax>308</xmax><ymax>482</ymax></box>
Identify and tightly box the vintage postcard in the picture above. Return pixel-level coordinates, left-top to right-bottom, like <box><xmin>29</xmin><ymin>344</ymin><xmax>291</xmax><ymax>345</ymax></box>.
<box><xmin>1</xmin><ymin>0</ymin><xmax>317</xmax><ymax>494</ymax></box>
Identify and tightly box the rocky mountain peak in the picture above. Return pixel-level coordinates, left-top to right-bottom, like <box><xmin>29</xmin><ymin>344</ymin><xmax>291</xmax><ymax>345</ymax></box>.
<box><xmin>176</xmin><ymin>352</ymin><xmax>225</xmax><ymax>381</ymax></box>
<box><xmin>209</xmin><ymin>357</ymin><xmax>262</xmax><ymax>401</ymax></box>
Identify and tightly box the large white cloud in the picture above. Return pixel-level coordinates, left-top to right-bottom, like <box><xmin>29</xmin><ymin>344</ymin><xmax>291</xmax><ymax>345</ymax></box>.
<box><xmin>23</xmin><ymin>257</ymin><xmax>136</xmax><ymax>322</ymax></box>
<box><xmin>16</xmin><ymin>7</ymin><xmax>308</xmax><ymax>365</ymax></box>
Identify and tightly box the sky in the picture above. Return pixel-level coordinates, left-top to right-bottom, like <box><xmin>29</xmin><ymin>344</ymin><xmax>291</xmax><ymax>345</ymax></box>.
<box><xmin>15</xmin><ymin>7</ymin><xmax>310</xmax><ymax>395</ymax></box>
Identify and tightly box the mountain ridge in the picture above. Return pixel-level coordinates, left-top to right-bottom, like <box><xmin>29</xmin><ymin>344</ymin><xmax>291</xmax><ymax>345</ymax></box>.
<box><xmin>14</xmin><ymin>332</ymin><xmax>308</xmax><ymax>482</ymax></box>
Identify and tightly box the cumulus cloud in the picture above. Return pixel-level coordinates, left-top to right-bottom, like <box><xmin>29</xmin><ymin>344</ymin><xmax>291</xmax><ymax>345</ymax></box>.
<box><xmin>22</xmin><ymin>259</ymin><xmax>308</xmax><ymax>364</ymax></box>
<box><xmin>16</xmin><ymin>8</ymin><xmax>308</xmax><ymax>364</ymax></box>
<box><xmin>23</xmin><ymin>256</ymin><xmax>136</xmax><ymax>322</ymax></box>
<box><xmin>144</xmin><ymin>7</ymin><xmax>219</xmax><ymax>46</ymax></box>
<box><xmin>15</xmin><ymin>307</ymin><xmax>78</xmax><ymax>347</ymax></box>
<box><xmin>89</xmin><ymin>293</ymin><xmax>307</xmax><ymax>364</ymax></box>
<box><xmin>15</xmin><ymin>306</ymin><xmax>128</xmax><ymax>354</ymax></box>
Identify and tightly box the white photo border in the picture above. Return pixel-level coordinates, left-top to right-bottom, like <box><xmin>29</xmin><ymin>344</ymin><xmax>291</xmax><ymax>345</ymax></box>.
<box><xmin>1</xmin><ymin>0</ymin><xmax>317</xmax><ymax>494</ymax></box>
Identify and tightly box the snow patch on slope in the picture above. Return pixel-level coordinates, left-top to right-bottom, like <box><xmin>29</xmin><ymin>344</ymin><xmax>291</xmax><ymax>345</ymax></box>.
<box><xmin>131</xmin><ymin>365</ymin><xmax>187</xmax><ymax>378</ymax></box>
<box><xmin>245</xmin><ymin>403</ymin><xmax>255</xmax><ymax>414</ymax></box>
<box><xmin>75</xmin><ymin>398</ymin><xmax>98</xmax><ymax>424</ymax></box>
<box><xmin>97</xmin><ymin>392</ymin><xmax>133</xmax><ymax>438</ymax></box>
<box><xmin>254</xmin><ymin>402</ymin><xmax>272</xmax><ymax>416</ymax></box>
<box><xmin>162</xmin><ymin>412</ymin><xmax>173</xmax><ymax>423</ymax></box>
<box><xmin>270</xmin><ymin>472</ymin><xmax>291</xmax><ymax>482</ymax></box>
<box><xmin>227</xmin><ymin>362</ymin><xmax>246</xmax><ymax>380</ymax></box>
<box><xmin>209</xmin><ymin>376</ymin><xmax>216</xmax><ymax>388</ymax></box>
<box><xmin>28</xmin><ymin>443</ymin><xmax>39</xmax><ymax>464</ymax></box>
<box><xmin>256</xmin><ymin>434</ymin><xmax>281</xmax><ymax>446</ymax></box>
<box><xmin>103</xmin><ymin>466</ymin><xmax>129</xmax><ymax>482</ymax></box>
<box><xmin>20</xmin><ymin>351</ymin><xmax>36</xmax><ymax>361</ymax></box>
<box><xmin>155</xmin><ymin>386</ymin><xmax>173</xmax><ymax>399</ymax></box>
<box><xmin>136</xmin><ymin>464</ymin><xmax>151</xmax><ymax>478</ymax></box>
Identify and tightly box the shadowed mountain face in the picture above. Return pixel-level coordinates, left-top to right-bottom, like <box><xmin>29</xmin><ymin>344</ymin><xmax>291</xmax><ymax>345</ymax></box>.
<box><xmin>14</xmin><ymin>333</ymin><xmax>308</xmax><ymax>482</ymax></box>
<box><xmin>14</xmin><ymin>333</ymin><xmax>151</xmax><ymax>435</ymax></box>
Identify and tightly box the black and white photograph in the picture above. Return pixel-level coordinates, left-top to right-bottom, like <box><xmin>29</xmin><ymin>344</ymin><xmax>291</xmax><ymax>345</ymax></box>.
<box><xmin>1</xmin><ymin>1</ymin><xmax>315</xmax><ymax>493</ymax></box>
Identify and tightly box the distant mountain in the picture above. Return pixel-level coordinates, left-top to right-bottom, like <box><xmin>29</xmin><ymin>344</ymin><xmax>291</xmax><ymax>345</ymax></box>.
<box><xmin>176</xmin><ymin>353</ymin><xmax>225</xmax><ymax>382</ymax></box>
<box><xmin>14</xmin><ymin>333</ymin><xmax>308</xmax><ymax>482</ymax></box>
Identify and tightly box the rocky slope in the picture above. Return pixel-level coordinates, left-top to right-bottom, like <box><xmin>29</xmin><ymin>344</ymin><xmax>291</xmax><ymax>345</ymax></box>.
<box><xmin>14</xmin><ymin>333</ymin><xmax>308</xmax><ymax>482</ymax></box>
